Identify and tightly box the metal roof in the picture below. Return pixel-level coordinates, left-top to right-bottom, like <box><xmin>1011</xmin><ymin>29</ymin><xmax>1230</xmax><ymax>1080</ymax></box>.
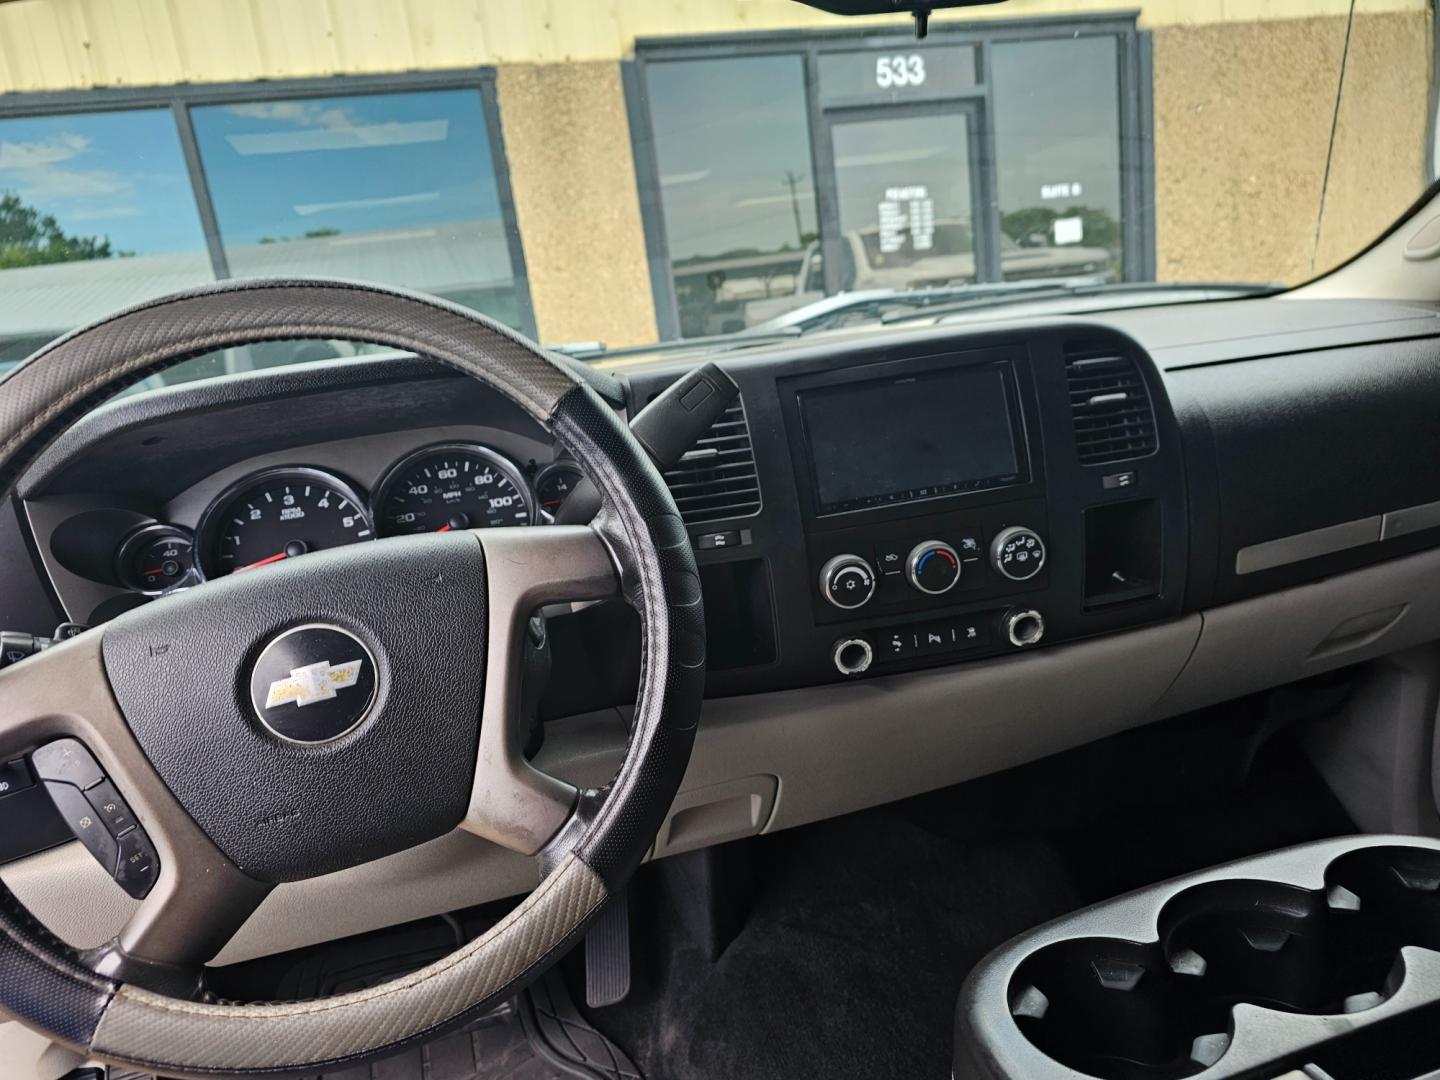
<box><xmin>0</xmin><ymin>221</ymin><xmax>517</xmax><ymax>341</ymax></box>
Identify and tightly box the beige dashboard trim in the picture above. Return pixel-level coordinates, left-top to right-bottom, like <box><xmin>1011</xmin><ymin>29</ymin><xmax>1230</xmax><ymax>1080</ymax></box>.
<box><xmin>1235</xmin><ymin>516</ymin><xmax>1381</xmax><ymax>574</ymax></box>
<box><xmin>1235</xmin><ymin>496</ymin><xmax>1440</xmax><ymax>575</ymax></box>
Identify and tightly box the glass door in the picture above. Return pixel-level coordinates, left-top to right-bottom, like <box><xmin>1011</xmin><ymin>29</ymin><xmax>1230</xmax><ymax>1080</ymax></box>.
<box><xmin>822</xmin><ymin>102</ymin><xmax>988</xmax><ymax>294</ymax></box>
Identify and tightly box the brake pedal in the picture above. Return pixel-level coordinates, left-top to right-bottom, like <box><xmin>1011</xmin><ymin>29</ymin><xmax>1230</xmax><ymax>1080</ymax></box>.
<box><xmin>585</xmin><ymin>888</ymin><xmax>631</xmax><ymax>1007</ymax></box>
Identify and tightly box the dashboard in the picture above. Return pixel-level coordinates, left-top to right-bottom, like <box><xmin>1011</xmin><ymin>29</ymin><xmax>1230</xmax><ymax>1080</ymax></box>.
<box><xmin>13</xmin><ymin>366</ymin><xmax>590</xmax><ymax>630</ymax></box>
<box><xmin>11</xmin><ymin>295</ymin><xmax>1440</xmax><ymax>961</ymax></box>
<box><xmin>10</xmin><ymin>297</ymin><xmax>1440</xmax><ymax>703</ymax></box>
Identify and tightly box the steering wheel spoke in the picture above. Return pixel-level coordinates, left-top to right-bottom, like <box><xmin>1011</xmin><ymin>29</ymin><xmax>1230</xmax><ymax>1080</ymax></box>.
<box><xmin>0</xmin><ymin>630</ymin><xmax>270</xmax><ymax>984</ymax></box>
<box><xmin>462</xmin><ymin>525</ymin><xmax>620</xmax><ymax>855</ymax></box>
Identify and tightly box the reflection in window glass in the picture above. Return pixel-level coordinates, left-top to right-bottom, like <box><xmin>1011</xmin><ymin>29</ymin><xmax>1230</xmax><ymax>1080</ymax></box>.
<box><xmin>0</xmin><ymin>110</ymin><xmax>211</xmax><ymax>366</ymax></box>
<box><xmin>831</xmin><ymin>111</ymin><xmax>975</xmax><ymax>291</ymax></box>
<box><xmin>192</xmin><ymin>90</ymin><xmax>526</xmax><ymax>331</ymax></box>
<box><xmin>992</xmin><ymin>37</ymin><xmax>1124</xmax><ymax>282</ymax></box>
<box><xmin>646</xmin><ymin>57</ymin><xmax>819</xmax><ymax>337</ymax></box>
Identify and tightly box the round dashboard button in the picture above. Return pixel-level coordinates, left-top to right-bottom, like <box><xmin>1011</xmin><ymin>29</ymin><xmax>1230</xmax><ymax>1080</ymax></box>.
<box><xmin>990</xmin><ymin>526</ymin><xmax>1047</xmax><ymax>582</ymax></box>
<box><xmin>906</xmin><ymin>540</ymin><xmax>962</xmax><ymax>595</ymax></box>
<box><xmin>819</xmin><ymin>554</ymin><xmax>876</xmax><ymax>611</ymax></box>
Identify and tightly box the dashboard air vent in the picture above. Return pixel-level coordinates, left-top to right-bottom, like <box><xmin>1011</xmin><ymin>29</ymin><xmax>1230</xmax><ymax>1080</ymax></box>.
<box><xmin>1064</xmin><ymin>340</ymin><xmax>1158</xmax><ymax>465</ymax></box>
<box><xmin>661</xmin><ymin>397</ymin><xmax>762</xmax><ymax>525</ymax></box>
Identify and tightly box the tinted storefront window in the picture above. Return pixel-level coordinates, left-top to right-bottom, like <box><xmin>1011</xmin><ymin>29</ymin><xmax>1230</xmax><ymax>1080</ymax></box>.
<box><xmin>991</xmin><ymin>36</ymin><xmax>1124</xmax><ymax>281</ymax></box>
<box><xmin>191</xmin><ymin>90</ymin><xmax>526</xmax><ymax>331</ymax></box>
<box><xmin>645</xmin><ymin>56</ymin><xmax>820</xmax><ymax>337</ymax></box>
<box><xmin>0</xmin><ymin>109</ymin><xmax>212</xmax><ymax>364</ymax></box>
<box><xmin>830</xmin><ymin>111</ymin><xmax>977</xmax><ymax>291</ymax></box>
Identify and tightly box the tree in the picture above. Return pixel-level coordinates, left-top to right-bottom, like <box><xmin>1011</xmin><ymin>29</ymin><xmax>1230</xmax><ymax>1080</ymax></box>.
<box><xmin>0</xmin><ymin>191</ymin><xmax>116</xmax><ymax>269</ymax></box>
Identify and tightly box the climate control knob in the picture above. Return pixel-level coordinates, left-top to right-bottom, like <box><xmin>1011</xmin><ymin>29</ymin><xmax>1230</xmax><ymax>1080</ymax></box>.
<box><xmin>906</xmin><ymin>540</ymin><xmax>961</xmax><ymax>595</ymax></box>
<box><xmin>819</xmin><ymin>554</ymin><xmax>877</xmax><ymax>610</ymax></box>
<box><xmin>991</xmin><ymin>526</ymin><xmax>1047</xmax><ymax>582</ymax></box>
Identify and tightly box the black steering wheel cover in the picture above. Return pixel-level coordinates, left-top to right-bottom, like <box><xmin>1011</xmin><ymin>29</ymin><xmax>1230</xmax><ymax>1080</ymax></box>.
<box><xmin>0</xmin><ymin>280</ymin><xmax>703</xmax><ymax>1071</ymax></box>
<box><xmin>0</xmin><ymin>890</ymin><xmax>115</xmax><ymax>1048</ymax></box>
<box><xmin>550</xmin><ymin>389</ymin><xmax>704</xmax><ymax>889</ymax></box>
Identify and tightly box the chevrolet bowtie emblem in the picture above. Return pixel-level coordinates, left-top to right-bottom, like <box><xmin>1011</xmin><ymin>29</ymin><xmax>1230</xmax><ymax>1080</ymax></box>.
<box><xmin>264</xmin><ymin>659</ymin><xmax>365</xmax><ymax>709</ymax></box>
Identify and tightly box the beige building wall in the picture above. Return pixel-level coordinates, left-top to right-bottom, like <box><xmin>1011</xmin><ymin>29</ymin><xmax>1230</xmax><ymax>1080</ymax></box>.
<box><xmin>0</xmin><ymin>0</ymin><xmax>1432</xmax><ymax>343</ymax></box>
<box><xmin>1153</xmin><ymin>8</ymin><xmax>1431</xmax><ymax>285</ymax></box>
<box><xmin>496</xmin><ymin>63</ymin><xmax>658</xmax><ymax>347</ymax></box>
<box><xmin>0</xmin><ymin>0</ymin><xmax>1423</xmax><ymax>86</ymax></box>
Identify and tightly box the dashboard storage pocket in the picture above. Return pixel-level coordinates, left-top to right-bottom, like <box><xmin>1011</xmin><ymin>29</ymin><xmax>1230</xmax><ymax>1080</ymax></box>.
<box><xmin>957</xmin><ymin>837</ymin><xmax>1440</xmax><ymax>1080</ymax></box>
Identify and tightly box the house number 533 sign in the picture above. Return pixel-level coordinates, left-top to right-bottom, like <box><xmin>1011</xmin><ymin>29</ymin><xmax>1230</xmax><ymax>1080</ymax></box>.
<box><xmin>875</xmin><ymin>54</ymin><xmax>927</xmax><ymax>89</ymax></box>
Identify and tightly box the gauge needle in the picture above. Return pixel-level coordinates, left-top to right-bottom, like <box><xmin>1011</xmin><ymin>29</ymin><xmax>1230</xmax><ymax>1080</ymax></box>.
<box><xmin>436</xmin><ymin>524</ymin><xmax>453</xmax><ymax>533</ymax></box>
<box><xmin>234</xmin><ymin>551</ymin><xmax>288</xmax><ymax>573</ymax></box>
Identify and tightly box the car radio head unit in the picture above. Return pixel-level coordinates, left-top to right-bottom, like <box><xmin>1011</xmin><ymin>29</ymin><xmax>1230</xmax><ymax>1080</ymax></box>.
<box><xmin>797</xmin><ymin>360</ymin><xmax>1028</xmax><ymax>516</ymax></box>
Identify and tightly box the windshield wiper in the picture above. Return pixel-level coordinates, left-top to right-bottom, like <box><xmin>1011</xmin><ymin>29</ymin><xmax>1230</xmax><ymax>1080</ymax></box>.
<box><xmin>547</xmin><ymin>327</ymin><xmax>802</xmax><ymax>363</ymax></box>
<box><xmin>876</xmin><ymin>280</ymin><xmax>1283</xmax><ymax>326</ymax></box>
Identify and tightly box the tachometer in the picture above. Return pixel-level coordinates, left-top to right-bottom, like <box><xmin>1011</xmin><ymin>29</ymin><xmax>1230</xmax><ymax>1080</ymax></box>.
<box><xmin>374</xmin><ymin>444</ymin><xmax>535</xmax><ymax>536</ymax></box>
<box><xmin>199</xmin><ymin>467</ymin><xmax>373</xmax><ymax>577</ymax></box>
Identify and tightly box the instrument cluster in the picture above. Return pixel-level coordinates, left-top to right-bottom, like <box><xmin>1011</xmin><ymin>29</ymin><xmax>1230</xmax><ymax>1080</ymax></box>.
<box><xmin>112</xmin><ymin>442</ymin><xmax>585</xmax><ymax>594</ymax></box>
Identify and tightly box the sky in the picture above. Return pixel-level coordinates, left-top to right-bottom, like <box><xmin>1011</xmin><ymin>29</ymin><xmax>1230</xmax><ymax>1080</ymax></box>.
<box><xmin>0</xmin><ymin>89</ymin><xmax>507</xmax><ymax>259</ymax></box>
<box><xmin>191</xmin><ymin>90</ymin><xmax>505</xmax><ymax>246</ymax></box>
<box><xmin>0</xmin><ymin>108</ymin><xmax>206</xmax><ymax>255</ymax></box>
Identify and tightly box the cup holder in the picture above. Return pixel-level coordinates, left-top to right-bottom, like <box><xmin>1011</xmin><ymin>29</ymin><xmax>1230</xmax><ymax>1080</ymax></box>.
<box><xmin>1010</xmin><ymin>938</ymin><xmax>1230</xmax><ymax>1080</ymax></box>
<box><xmin>1007</xmin><ymin>845</ymin><xmax>1440</xmax><ymax>1080</ymax></box>
<box><xmin>1328</xmin><ymin>845</ymin><xmax>1440</xmax><ymax>953</ymax></box>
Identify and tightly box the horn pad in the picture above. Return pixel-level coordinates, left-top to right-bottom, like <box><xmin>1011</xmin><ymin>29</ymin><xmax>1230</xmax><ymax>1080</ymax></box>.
<box><xmin>102</xmin><ymin>533</ymin><xmax>488</xmax><ymax>883</ymax></box>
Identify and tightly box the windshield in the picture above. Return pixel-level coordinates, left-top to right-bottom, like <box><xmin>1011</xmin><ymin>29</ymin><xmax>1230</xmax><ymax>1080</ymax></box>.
<box><xmin>0</xmin><ymin>0</ymin><xmax>1431</xmax><ymax>377</ymax></box>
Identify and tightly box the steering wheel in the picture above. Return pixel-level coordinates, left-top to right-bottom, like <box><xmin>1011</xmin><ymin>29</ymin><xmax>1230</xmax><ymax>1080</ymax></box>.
<box><xmin>0</xmin><ymin>280</ymin><xmax>704</xmax><ymax>1077</ymax></box>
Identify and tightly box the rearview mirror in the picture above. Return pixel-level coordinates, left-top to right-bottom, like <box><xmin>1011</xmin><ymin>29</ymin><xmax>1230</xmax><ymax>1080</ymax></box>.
<box><xmin>792</xmin><ymin>0</ymin><xmax>1008</xmax><ymax>37</ymax></box>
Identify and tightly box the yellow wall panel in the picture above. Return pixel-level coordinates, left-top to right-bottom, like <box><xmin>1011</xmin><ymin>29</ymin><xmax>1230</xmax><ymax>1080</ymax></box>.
<box><xmin>0</xmin><ymin>0</ymin><xmax>1427</xmax><ymax>93</ymax></box>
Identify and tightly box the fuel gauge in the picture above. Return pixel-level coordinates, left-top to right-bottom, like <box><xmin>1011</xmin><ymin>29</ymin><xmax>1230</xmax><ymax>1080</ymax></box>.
<box><xmin>117</xmin><ymin>524</ymin><xmax>197</xmax><ymax>595</ymax></box>
<box><xmin>536</xmin><ymin>463</ymin><xmax>585</xmax><ymax>522</ymax></box>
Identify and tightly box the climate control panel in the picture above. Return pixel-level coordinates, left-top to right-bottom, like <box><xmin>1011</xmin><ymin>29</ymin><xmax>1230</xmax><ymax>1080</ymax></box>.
<box><xmin>808</xmin><ymin>501</ymin><xmax>1049</xmax><ymax>625</ymax></box>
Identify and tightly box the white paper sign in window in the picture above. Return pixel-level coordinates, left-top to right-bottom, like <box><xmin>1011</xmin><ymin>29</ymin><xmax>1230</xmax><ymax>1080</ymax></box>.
<box><xmin>878</xmin><ymin>185</ymin><xmax>935</xmax><ymax>253</ymax></box>
<box><xmin>1053</xmin><ymin>216</ymin><xmax>1085</xmax><ymax>245</ymax></box>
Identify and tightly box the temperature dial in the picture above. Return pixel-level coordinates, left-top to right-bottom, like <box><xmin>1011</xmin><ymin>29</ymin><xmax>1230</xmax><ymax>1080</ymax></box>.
<box><xmin>991</xmin><ymin>526</ymin><xmax>1047</xmax><ymax>582</ymax></box>
<box><xmin>906</xmin><ymin>541</ymin><xmax>961</xmax><ymax>595</ymax></box>
<box><xmin>819</xmin><ymin>554</ymin><xmax>876</xmax><ymax>610</ymax></box>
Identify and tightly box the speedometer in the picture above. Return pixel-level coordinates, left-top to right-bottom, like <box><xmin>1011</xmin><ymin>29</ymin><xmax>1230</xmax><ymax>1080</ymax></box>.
<box><xmin>199</xmin><ymin>467</ymin><xmax>374</xmax><ymax>577</ymax></box>
<box><xmin>373</xmin><ymin>444</ymin><xmax>535</xmax><ymax>537</ymax></box>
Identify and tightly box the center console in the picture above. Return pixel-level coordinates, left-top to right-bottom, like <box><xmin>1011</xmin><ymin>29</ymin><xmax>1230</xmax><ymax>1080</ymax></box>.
<box><xmin>956</xmin><ymin>836</ymin><xmax>1440</xmax><ymax>1080</ymax></box>
<box><xmin>774</xmin><ymin>328</ymin><xmax>1187</xmax><ymax>684</ymax></box>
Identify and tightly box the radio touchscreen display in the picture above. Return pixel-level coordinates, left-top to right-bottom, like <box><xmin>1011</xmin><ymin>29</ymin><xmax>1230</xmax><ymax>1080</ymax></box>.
<box><xmin>799</xmin><ymin>363</ymin><xmax>1024</xmax><ymax>515</ymax></box>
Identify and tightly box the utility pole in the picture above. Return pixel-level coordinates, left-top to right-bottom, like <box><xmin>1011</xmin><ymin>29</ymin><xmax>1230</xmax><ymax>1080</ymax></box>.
<box><xmin>783</xmin><ymin>170</ymin><xmax>806</xmax><ymax>247</ymax></box>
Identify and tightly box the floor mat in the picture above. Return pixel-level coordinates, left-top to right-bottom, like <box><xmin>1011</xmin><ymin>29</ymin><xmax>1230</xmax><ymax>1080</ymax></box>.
<box><xmin>223</xmin><ymin>969</ymin><xmax>640</xmax><ymax>1080</ymax></box>
<box><xmin>593</xmin><ymin>813</ymin><xmax>1085</xmax><ymax>1080</ymax></box>
<box><xmin>587</xmin><ymin>718</ymin><xmax>1356</xmax><ymax>1080</ymax></box>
